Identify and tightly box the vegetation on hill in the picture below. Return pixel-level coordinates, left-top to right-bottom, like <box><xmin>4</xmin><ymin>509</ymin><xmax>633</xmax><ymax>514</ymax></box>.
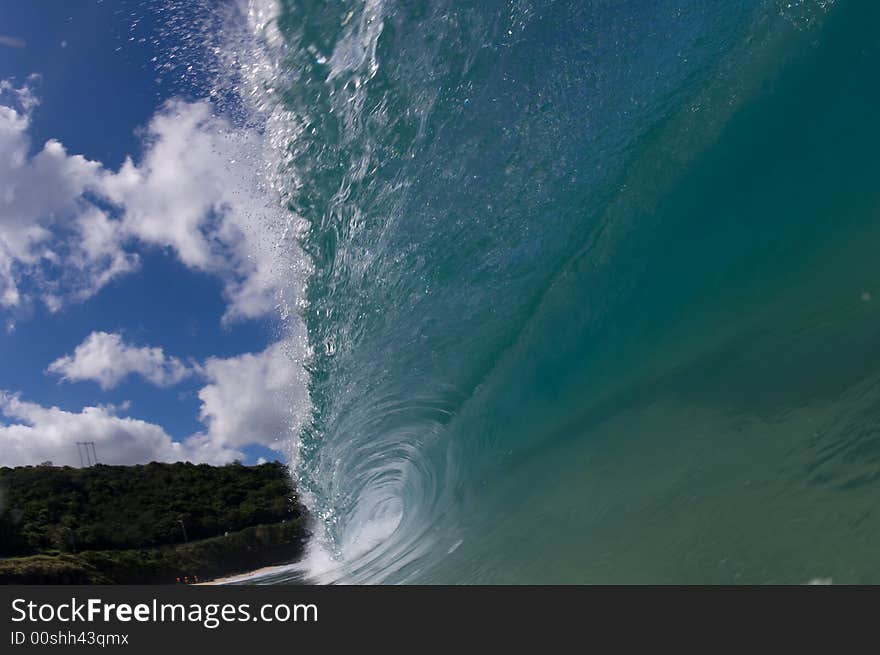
<box><xmin>0</xmin><ymin>461</ymin><xmax>309</xmax><ymax>583</ymax></box>
<box><xmin>0</xmin><ymin>461</ymin><xmax>301</xmax><ymax>556</ymax></box>
<box><xmin>0</xmin><ymin>521</ymin><xmax>306</xmax><ymax>584</ymax></box>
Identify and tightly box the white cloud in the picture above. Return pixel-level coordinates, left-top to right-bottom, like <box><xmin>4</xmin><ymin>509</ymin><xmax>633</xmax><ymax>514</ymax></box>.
<box><xmin>0</xmin><ymin>335</ymin><xmax>312</xmax><ymax>467</ymax></box>
<box><xmin>47</xmin><ymin>331</ymin><xmax>191</xmax><ymax>390</ymax></box>
<box><xmin>0</xmin><ymin>78</ymin><xmax>138</xmax><ymax>310</ymax></box>
<box><xmin>0</xmin><ymin>77</ymin><xmax>37</xmax><ymax>111</ymax></box>
<box><xmin>195</xmin><ymin>334</ymin><xmax>310</xmax><ymax>456</ymax></box>
<box><xmin>100</xmin><ymin>98</ymin><xmax>305</xmax><ymax>323</ymax></box>
<box><xmin>0</xmin><ymin>78</ymin><xmax>307</xmax><ymax>323</ymax></box>
<box><xmin>0</xmin><ymin>392</ymin><xmax>241</xmax><ymax>467</ymax></box>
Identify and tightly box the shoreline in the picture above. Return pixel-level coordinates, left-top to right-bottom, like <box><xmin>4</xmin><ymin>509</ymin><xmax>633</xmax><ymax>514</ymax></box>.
<box><xmin>0</xmin><ymin>462</ymin><xmax>309</xmax><ymax>584</ymax></box>
<box><xmin>0</xmin><ymin>520</ymin><xmax>307</xmax><ymax>584</ymax></box>
<box><xmin>198</xmin><ymin>563</ymin><xmax>300</xmax><ymax>585</ymax></box>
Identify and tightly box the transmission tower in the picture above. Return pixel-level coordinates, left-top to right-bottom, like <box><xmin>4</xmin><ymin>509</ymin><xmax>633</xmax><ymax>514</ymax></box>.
<box><xmin>75</xmin><ymin>442</ymin><xmax>99</xmax><ymax>466</ymax></box>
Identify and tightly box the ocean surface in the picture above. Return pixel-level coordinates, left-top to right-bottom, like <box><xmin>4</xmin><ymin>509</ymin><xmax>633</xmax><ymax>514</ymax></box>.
<box><xmin>207</xmin><ymin>0</ymin><xmax>880</xmax><ymax>583</ymax></box>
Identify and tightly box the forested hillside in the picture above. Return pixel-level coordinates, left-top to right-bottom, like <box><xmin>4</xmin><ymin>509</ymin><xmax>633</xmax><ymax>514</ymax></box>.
<box><xmin>0</xmin><ymin>461</ymin><xmax>304</xmax><ymax>557</ymax></box>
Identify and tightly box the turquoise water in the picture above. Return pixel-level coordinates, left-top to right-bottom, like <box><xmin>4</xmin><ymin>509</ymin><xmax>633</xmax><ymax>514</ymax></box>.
<box><xmin>256</xmin><ymin>0</ymin><xmax>880</xmax><ymax>583</ymax></box>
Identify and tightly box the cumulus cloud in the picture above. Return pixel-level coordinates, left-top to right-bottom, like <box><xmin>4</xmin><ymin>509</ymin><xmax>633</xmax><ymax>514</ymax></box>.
<box><xmin>0</xmin><ymin>77</ymin><xmax>37</xmax><ymax>111</ymax></box>
<box><xmin>195</xmin><ymin>334</ymin><xmax>310</xmax><ymax>456</ymax></box>
<box><xmin>0</xmin><ymin>78</ymin><xmax>138</xmax><ymax>310</ymax></box>
<box><xmin>47</xmin><ymin>331</ymin><xmax>192</xmax><ymax>390</ymax></box>
<box><xmin>0</xmin><ymin>392</ymin><xmax>241</xmax><ymax>468</ymax></box>
<box><xmin>1</xmin><ymin>335</ymin><xmax>310</xmax><ymax>467</ymax></box>
<box><xmin>0</xmin><ymin>73</ymin><xmax>312</xmax><ymax>465</ymax></box>
<box><xmin>101</xmin><ymin>98</ymin><xmax>305</xmax><ymax>323</ymax></box>
<box><xmin>0</xmin><ymin>78</ymin><xmax>305</xmax><ymax>323</ymax></box>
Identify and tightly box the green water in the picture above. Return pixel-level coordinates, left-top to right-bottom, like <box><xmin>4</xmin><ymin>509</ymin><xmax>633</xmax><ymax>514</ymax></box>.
<box><xmin>263</xmin><ymin>0</ymin><xmax>880</xmax><ymax>583</ymax></box>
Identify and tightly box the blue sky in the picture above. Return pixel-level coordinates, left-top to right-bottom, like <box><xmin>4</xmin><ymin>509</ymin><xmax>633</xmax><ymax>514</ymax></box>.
<box><xmin>0</xmin><ymin>1</ymin><xmax>309</xmax><ymax>467</ymax></box>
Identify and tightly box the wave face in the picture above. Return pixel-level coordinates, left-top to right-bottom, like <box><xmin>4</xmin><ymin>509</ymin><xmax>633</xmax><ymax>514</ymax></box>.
<box><xmin>247</xmin><ymin>0</ymin><xmax>880</xmax><ymax>583</ymax></box>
